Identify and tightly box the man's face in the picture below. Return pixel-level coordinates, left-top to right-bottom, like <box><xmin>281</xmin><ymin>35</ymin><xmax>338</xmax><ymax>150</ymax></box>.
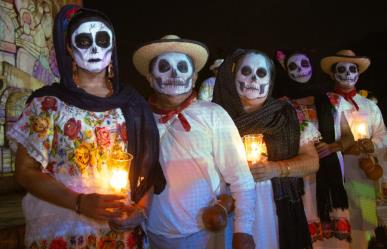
<box><xmin>71</xmin><ymin>21</ymin><xmax>113</xmax><ymax>73</ymax></box>
<box><xmin>334</xmin><ymin>62</ymin><xmax>359</xmax><ymax>88</ymax></box>
<box><xmin>149</xmin><ymin>52</ymin><xmax>195</xmax><ymax>96</ymax></box>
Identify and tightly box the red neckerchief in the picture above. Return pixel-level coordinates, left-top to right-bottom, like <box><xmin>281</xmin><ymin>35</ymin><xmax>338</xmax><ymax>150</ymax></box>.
<box><xmin>334</xmin><ymin>86</ymin><xmax>359</xmax><ymax>111</ymax></box>
<box><xmin>149</xmin><ymin>91</ymin><xmax>197</xmax><ymax>132</ymax></box>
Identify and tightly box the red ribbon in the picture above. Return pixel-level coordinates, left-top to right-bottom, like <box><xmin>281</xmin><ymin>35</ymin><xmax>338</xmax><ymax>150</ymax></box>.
<box><xmin>334</xmin><ymin>87</ymin><xmax>359</xmax><ymax>111</ymax></box>
<box><xmin>149</xmin><ymin>92</ymin><xmax>197</xmax><ymax>132</ymax></box>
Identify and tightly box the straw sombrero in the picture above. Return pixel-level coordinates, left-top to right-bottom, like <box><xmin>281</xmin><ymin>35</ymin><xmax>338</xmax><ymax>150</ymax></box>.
<box><xmin>321</xmin><ymin>50</ymin><xmax>370</xmax><ymax>76</ymax></box>
<box><xmin>132</xmin><ymin>35</ymin><xmax>209</xmax><ymax>77</ymax></box>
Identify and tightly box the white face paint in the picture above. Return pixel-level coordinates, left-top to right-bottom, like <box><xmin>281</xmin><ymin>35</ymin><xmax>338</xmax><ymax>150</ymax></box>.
<box><xmin>286</xmin><ymin>54</ymin><xmax>312</xmax><ymax>83</ymax></box>
<box><xmin>334</xmin><ymin>62</ymin><xmax>359</xmax><ymax>88</ymax></box>
<box><xmin>150</xmin><ymin>52</ymin><xmax>194</xmax><ymax>96</ymax></box>
<box><xmin>235</xmin><ymin>53</ymin><xmax>271</xmax><ymax>100</ymax></box>
<box><xmin>71</xmin><ymin>21</ymin><xmax>113</xmax><ymax>73</ymax></box>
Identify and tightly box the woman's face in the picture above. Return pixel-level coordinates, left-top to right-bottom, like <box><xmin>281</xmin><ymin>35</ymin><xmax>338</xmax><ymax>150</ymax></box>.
<box><xmin>286</xmin><ymin>53</ymin><xmax>312</xmax><ymax>83</ymax></box>
<box><xmin>234</xmin><ymin>53</ymin><xmax>271</xmax><ymax>101</ymax></box>
<box><xmin>70</xmin><ymin>21</ymin><xmax>113</xmax><ymax>73</ymax></box>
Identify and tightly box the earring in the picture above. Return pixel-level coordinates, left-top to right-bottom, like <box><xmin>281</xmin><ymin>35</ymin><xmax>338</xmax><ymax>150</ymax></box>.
<box><xmin>108</xmin><ymin>63</ymin><xmax>114</xmax><ymax>80</ymax></box>
<box><xmin>231</xmin><ymin>63</ymin><xmax>236</xmax><ymax>73</ymax></box>
<box><xmin>72</xmin><ymin>61</ymin><xmax>79</xmax><ymax>84</ymax></box>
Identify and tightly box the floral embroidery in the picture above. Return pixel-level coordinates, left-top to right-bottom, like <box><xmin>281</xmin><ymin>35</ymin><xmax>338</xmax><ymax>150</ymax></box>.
<box><xmin>64</xmin><ymin>118</ymin><xmax>81</xmax><ymax>140</ymax></box>
<box><xmin>42</xmin><ymin>97</ymin><xmax>58</xmax><ymax>112</ymax></box>
<box><xmin>74</xmin><ymin>142</ymin><xmax>96</xmax><ymax>173</ymax></box>
<box><xmin>95</xmin><ymin>126</ymin><xmax>111</xmax><ymax>147</ymax></box>
<box><xmin>30</xmin><ymin>115</ymin><xmax>51</xmax><ymax>138</ymax></box>
<box><xmin>309</xmin><ymin>218</ymin><xmax>351</xmax><ymax>243</ymax></box>
<box><xmin>49</xmin><ymin>238</ymin><xmax>67</xmax><ymax>249</ymax></box>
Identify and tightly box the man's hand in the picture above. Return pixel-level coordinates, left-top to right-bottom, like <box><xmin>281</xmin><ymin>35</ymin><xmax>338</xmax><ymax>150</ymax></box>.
<box><xmin>233</xmin><ymin>233</ymin><xmax>255</xmax><ymax>249</ymax></box>
<box><xmin>79</xmin><ymin>193</ymin><xmax>125</xmax><ymax>221</ymax></box>
<box><xmin>109</xmin><ymin>205</ymin><xmax>146</xmax><ymax>232</ymax></box>
<box><xmin>315</xmin><ymin>142</ymin><xmax>341</xmax><ymax>158</ymax></box>
<box><xmin>358</xmin><ymin>138</ymin><xmax>374</xmax><ymax>153</ymax></box>
<box><xmin>250</xmin><ymin>161</ymin><xmax>280</xmax><ymax>181</ymax></box>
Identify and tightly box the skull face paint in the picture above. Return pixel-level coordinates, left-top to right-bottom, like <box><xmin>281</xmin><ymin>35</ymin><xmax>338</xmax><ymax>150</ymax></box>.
<box><xmin>71</xmin><ymin>21</ymin><xmax>113</xmax><ymax>73</ymax></box>
<box><xmin>286</xmin><ymin>54</ymin><xmax>312</xmax><ymax>83</ymax></box>
<box><xmin>150</xmin><ymin>52</ymin><xmax>194</xmax><ymax>96</ymax></box>
<box><xmin>235</xmin><ymin>53</ymin><xmax>271</xmax><ymax>100</ymax></box>
<box><xmin>334</xmin><ymin>62</ymin><xmax>359</xmax><ymax>88</ymax></box>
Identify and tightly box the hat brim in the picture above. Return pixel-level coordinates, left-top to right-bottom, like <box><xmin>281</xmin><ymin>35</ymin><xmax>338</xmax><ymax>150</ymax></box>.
<box><xmin>321</xmin><ymin>55</ymin><xmax>370</xmax><ymax>76</ymax></box>
<box><xmin>133</xmin><ymin>39</ymin><xmax>209</xmax><ymax>77</ymax></box>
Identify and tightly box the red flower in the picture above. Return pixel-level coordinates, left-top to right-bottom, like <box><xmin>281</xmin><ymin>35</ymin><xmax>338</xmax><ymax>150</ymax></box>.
<box><xmin>49</xmin><ymin>238</ymin><xmax>67</xmax><ymax>249</ymax></box>
<box><xmin>126</xmin><ymin>233</ymin><xmax>137</xmax><ymax>248</ymax></box>
<box><xmin>65</xmin><ymin>7</ymin><xmax>79</xmax><ymax>21</ymax></box>
<box><xmin>336</xmin><ymin>219</ymin><xmax>350</xmax><ymax>232</ymax></box>
<box><xmin>328</xmin><ymin>93</ymin><xmax>340</xmax><ymax>106</ymax></box>
<box><xmin>42</xmin><ymin>97</ymin><xmax>57</xmax><ymax>112</ymax></box>
<box><xmin>46</xmin><ymin>161</ymin><xmax>56</xmax><ymax>174</ymax></box>
<box><xmin>64</xmin><ymin>118</ymin><xmax>81</xmax><ymax>140</ymax></box>
<box><xmin>118</xmin><ymin>123</ymin><xmax>127</xmax><ymax>141</ymax></box>
<box><xmin>95</xmin><ymin>127</ymin><xmax>111</xmax><ymax>147</ymax></box>
<box><xmin>87</xmin><ymin>235</ymin><xmax>96</xmax><ymax>247</ymax></box>
<box><xmin>309</xmin><ymin>223</ymin><xmax>316</xmax><ymax>236</ymax></box>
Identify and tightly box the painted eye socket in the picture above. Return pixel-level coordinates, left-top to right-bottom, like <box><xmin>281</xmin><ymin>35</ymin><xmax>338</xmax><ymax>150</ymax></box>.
<box><xmin>158</xmin><ymin>59</ymin><xmax>170</xmax><ymax>73</ymax></box>
<box><xmin>177</xmin><ymin>61</ymin><xmax>188</xmax><ymax>73</ymax></box>
<box><xmin>301</xmin><ymin>59</ymin><xmax>310</xmax><ymax>68</ymax></box>
<box><xmin>75</xmin><ymin>33</ymin><xmax>92</xmax><ymax>49</ymax></box>
<box><xmin>349</xmin><ymin>65</ymin><xmax>358</xmax><ymax>73</ymax></box>
<box><xmin>288</xmin><ymin>62</ymin><xmax>297</xmax><ymax>71</ymax></box>
<box><xmin>337</xmin><ymin>66</ymin><xmax>346</xmax><ymax>73</ymax></box>
<box><xmin>256</xmin><ymin>68</ymin><xmax>267</xmax><ymax>78</ymax></box>
<box><xmin>241</xmin><ymin>66</ymin><xmax>252</xmax><ymax>76</ymax></box>
<box><xmin>96</xmin><ymin>31</ymin><xmax>110</xmax><ymax>48</ymax></box>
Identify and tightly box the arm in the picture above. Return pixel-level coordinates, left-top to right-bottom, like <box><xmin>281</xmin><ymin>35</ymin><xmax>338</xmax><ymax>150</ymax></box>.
<box><xmin>15</xmin><ymin>145</ymin><xmax>125</xmax><ymax>220</ymax></box>
<box><xmin>251</xmin><ymin>142</ymin><xmax>319</xmax><ymax>181</ymax></box>
<box><xmin>212</xmin><ymin>107</ymin><xmax>255</xmax><ymax>248</ymax></box>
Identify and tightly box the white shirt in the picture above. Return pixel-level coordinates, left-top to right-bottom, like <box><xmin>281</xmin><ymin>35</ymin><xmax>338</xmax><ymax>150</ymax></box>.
<box><xmin>147</xmin><ymin>99</ymin><xmax>255</xmax><ymax>238</ymax></box>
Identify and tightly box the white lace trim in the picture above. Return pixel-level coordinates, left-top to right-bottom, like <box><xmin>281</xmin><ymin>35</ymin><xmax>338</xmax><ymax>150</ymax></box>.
<box><xmin>300</xmin><ymin>121</ymin><xmax>321</xmax><ymax>146</ymax></box>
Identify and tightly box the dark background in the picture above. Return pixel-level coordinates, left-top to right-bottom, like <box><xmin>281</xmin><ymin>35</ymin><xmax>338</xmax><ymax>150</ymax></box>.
<box><xmin>84</xmin><ymin>0</ymin><xmax>387</xmax><ymax>120</ymax></box>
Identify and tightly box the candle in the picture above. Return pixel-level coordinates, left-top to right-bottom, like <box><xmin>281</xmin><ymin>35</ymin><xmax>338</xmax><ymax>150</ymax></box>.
<box><xmin>243</xmin><ymin>134</ymin><xmax>266</xmax><ymax>165</ymax></box>
<box><xmin>352</xmin><ymin>120</ymin><xmax>369</xmax><ymax>141</ymax></box>
<box><xmin>108</xmin><ymin>151</ymin><xmax>133</xmax><ymax>195</ymax></box>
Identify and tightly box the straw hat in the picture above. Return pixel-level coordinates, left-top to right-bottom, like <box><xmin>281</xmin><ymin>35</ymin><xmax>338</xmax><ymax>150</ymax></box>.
<box><xmin>209</xmin><ymin>59</ymin><xmax>224</xmax><ymax>71</ymax></box>
<box><xmin>321</xmin><ymin>50</ymin><xmax>370</xmax><ymax>76</ymax></box>
<box><xmin>132</xmin><ymin>34</ymin><xmax>209</xmax><ymax>76</ymax></box>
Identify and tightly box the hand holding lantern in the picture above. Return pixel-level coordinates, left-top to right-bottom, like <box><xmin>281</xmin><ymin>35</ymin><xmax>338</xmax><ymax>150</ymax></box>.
<box><xmin>243</xmin><ymin>134</ymin><xmax>267</xmax><ymax>166</ymax></box>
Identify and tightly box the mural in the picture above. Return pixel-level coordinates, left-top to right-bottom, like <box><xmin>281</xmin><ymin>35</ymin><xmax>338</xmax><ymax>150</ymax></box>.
<box><xmin>0</xmin><ymin>0</ymin><xmax>82</xmax><ymax>174</ymax></box>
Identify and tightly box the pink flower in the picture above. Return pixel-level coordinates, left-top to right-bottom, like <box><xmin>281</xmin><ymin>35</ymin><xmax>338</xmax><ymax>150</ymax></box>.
<box><xmin>41</xmin><ymin>97</ymin><xmax>57</xmax><ymax>112</ymax></box>
<box><xmin>95</xmin><ymin>127</ymin><xmax>111</xmax><ymax>147</ymax></box>
<box><xmin>118</xmin><ymin>122</ymin><xmax>127</xmax><ymax>141</ymax></box>
<box><xmin>64</xmin><ymin>118</ymin><xmax>81</xmax><ymax>140</ymax></box>
<box><xmin>336</xmin><ymin>219</ymin><xmax>350</xmax><ymax>232</ymax></box>
<box><xmin>49</xmin><ymin>237</ymin><xmax>67</xmax><ymax>249</ymax></box>
<box><xmin>276</xmin><ymin>50</ymin><xmax>286</xmax><ymax>61</ymax></box>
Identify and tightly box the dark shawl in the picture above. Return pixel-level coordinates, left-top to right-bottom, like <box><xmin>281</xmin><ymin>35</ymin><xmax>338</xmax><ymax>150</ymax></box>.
<box><xmin>27</xmin><ymin>5</ymin><xmax>165</xmax><ymax>203</ymax></box>
<box><xmin>274</xmin><ymin>49</ymin><xmax>348</xmax><ymax>221</ymax></box>
<box><xmin>213</xmin><ymin>49</ymin><xmax>311</xmax><ymax>249</ymax></box>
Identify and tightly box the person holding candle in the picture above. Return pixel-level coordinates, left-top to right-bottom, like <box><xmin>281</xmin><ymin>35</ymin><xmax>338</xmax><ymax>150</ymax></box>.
<box><xmin>213</xmin><ymin>49</ymin><xmax>320</xmax><ymax>249</ymax></box>
<box><xmin>7</xmin><ymin>5</ymin><xmax>165</xmax><ymax>249</ymax></box>
<box><xmin>131</xmin><ymin>35</ymin><xmax>256</xmax><ymax>249</ymax></box>
<box><xmin>320</xmin><ymin>50</ymin><xmax>387</xmax><ymax>248</ymax></box>
<box><xmin>275</xmin><ymin>49</ymin><xmax>353</xmax><ymax>248</ymax></box>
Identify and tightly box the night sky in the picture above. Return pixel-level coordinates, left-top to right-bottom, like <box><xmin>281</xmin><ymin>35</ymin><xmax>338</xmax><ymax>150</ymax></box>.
<box><xmin>84</xmin><ymin>0</ymin><xmax>387</xmax><ymax>120</ymax></box>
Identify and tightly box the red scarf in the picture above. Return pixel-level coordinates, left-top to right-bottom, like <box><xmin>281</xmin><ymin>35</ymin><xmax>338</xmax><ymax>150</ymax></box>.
<box><xmin>149</xmin><ymin>92</ymin><xmax>197</xmax><ymax>132</ymax></box>
<box><xmin>334</xmin><ymin>87</ymin><xmax>359</xmax><ymax>111</ymax></box>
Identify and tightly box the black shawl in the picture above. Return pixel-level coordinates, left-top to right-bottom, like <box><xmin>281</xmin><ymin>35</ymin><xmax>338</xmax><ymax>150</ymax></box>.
<box><xmin>27</xmin><ymin>5</ymin><xmax>165</xmax><ymax>202</ymax></box>
<box><xmin>213</xmin><ymin>49</ymin><xmax>311</xmax><ymax>249</ymax></box>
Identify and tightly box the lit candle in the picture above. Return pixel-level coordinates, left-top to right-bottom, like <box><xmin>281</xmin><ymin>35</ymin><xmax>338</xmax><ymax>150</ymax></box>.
<box><xmin>243</xmin><ymin>134</ymin><xmax>266</xmax><ymax>165</ymax></box>
<box><xmin>108</xmin><ymin>151</ymin><xmax>133</xmax><ymax>195</ymax></box>
<box><xmin>353</xmin><ymin>120</ymin><xmax>369</xmax><ymax>141</ymax></box>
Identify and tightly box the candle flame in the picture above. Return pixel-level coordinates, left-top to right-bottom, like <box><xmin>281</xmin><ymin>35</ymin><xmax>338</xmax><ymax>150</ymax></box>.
<box><xmin>357</xmin><ymin>123</ymin><xmax>367</xmax><ymax>136</ymax></box>
<box><xmin>110</xmin><ymin>169</ymin><xmax>128</xmax><ymax>192</ymax></box>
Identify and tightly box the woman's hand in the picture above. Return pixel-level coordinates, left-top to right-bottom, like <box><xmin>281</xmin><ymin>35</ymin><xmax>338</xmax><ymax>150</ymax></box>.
<box><xmin>315</xmin><ymin>142</ymin><xmax>341</xmax><ymax>158</ymax></box>
<box><xmin>108</xmin><ymin>205</ymin><xmax>146</xmax><ymax>232</ymax></box>
<box><xmin>250</xmin><ymin>161</ymin><xmax>280</xmax><ymax>181</ymax></box>
<box><xmin>79</xmin><ymin>193</ymin><xmax>125</xmax><ymax>221</ymax></box>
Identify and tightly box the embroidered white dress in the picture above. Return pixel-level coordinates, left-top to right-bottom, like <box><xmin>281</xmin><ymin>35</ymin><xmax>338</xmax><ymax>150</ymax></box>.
<box><xmin>253</xmin><ymin>120</ymin><xmax>320</xmax><ymax>249</ymax></box>
<box><xmin>7</xmin><ymin>96</ymin><xmax>142</xmax><ymax>249</ymax></box>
